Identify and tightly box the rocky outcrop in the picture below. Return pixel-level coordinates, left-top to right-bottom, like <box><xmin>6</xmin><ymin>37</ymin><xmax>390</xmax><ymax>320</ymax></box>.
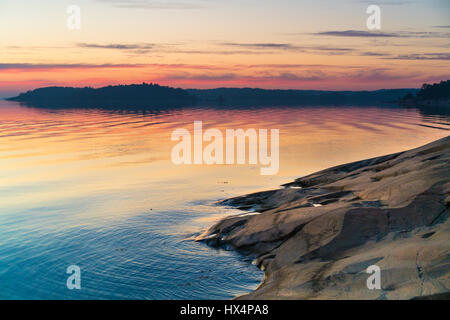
<box><xmin>197</xmin><ymin>136</ymin><xmax>450</xmax><ymax>299</ymax></box>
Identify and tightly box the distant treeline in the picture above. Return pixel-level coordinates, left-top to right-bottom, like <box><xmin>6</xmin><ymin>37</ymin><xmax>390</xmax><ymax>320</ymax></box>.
<box><xmin>7</xmin><ymin>83</ymin><xmax>422</xmax><ymax>108</ymax></box>
<box><xmin>399</xmin><ymin>80</ymin><xmax>450</xmax><ymax>107</ymax></box>
<box><xmin>187</xmin><ymin>88</ymin><xmax>418</xmax><ymax>106</ymax></box>
<box><xmin>7</xmin><ymin>83</ymin><xmax>196</xmax><ymax>108</ymax></box>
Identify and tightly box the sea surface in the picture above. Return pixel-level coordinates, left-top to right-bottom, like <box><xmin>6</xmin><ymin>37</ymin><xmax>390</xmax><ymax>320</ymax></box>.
<box><xmin>0</xmin><ymin>100</ymin><xmax>448</xmax><ymax>299</ymax></box>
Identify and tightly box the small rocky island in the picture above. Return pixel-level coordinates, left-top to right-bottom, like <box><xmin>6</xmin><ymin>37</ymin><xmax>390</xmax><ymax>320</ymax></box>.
<box><xmin>197</xmin><ymin>137</ymin><xmax>450</xmax><ymax>299</ymax></box>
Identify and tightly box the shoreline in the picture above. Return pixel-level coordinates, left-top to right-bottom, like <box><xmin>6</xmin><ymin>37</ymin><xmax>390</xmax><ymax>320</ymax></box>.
<box><xmin>197</xmin><ymin>136</ymin><xmax>450</xmax><ymax>299</ymax></box>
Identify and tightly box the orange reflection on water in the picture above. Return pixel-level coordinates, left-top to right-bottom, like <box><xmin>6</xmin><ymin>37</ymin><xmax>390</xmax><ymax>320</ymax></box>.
<box><xmin>0</xmin><ymin>101</ymin><xmax>448</xmax><ymax>224</ymax></box>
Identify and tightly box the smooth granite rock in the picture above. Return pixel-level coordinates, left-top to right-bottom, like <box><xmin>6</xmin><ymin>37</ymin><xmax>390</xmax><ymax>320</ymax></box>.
<box><xmin>197</xmin><ymin>136</ymin><xmax>450</xmax><ymax>299</ymax></box>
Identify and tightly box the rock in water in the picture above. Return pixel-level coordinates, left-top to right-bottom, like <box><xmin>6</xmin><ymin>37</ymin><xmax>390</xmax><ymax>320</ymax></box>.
<box><xmin>197</xmin><ymin>136</ymin><xmax>450</xmax><ymax>299</ymax></box>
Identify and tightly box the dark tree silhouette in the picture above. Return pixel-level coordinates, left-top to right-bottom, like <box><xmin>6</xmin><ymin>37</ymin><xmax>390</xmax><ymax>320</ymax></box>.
<box><xmin>416</xmin><ymin>80</ymin><xmax>450</xmax><ymax>101</ymax></box>
<box><xmin>8</xmin><ymin>83</ymin><xmax>196</xmax><ymax>108</ymax></box>
<box><xmin>399</xmin><ymin>80</ymin><xmax>449</xmax><ymax>105</ymax></box>
<box><xmin>8</xmin><ymin>83</ymin><xmax>425</xmax><ymax>108</ymax></box>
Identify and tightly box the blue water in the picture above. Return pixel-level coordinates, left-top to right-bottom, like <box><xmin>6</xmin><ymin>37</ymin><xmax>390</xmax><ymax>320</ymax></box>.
<box><xmin>0</xmin><ymin>101</ymin><xmax>448</xmax><ymax>299</ymax></box>
<box><xmin>0</xmin><ymin>208</ymin><xmax>261</xmax><ymax>299</ymax></box>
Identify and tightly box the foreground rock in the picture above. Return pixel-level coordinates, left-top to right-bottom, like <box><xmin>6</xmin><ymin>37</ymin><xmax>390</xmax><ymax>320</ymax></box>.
<box><xmin>197</xmin><ymin>136</ymin><xmax>450</xmax><ymax>299</ymax></box>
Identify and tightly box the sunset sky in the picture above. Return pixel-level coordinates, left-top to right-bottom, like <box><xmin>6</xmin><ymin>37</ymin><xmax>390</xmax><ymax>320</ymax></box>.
<box><xmin>0</xmin><ymin>0</ymin><xmax>449</xmax><ymax>97</ymax></box>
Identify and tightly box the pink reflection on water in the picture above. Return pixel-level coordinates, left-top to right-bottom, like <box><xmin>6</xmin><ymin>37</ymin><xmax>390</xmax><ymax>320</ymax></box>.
<box><xmin>0</xmin><ymin>100</ymin><xmax>448</xmax><ymax>222</ymax></box>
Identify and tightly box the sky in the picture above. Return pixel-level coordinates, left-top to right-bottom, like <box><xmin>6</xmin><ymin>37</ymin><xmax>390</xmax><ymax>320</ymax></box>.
<box><xmin>0</xmin><ymin>0</ymin><xmax>449</xmax><ymax>96</ymax></box>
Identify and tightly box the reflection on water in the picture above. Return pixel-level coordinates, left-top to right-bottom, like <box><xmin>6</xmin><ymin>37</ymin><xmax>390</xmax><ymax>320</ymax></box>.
<box><xmin>0</xmin><ymin>100</ymin><xmax>448</xmax><ymax>299</ymax></box>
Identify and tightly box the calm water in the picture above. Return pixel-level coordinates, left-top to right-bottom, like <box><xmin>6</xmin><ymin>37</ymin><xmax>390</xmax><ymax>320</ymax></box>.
<box><xmin>0</xmin><ymin>100</ymin><xmax>448</xmax><ymax>299</ymax></box>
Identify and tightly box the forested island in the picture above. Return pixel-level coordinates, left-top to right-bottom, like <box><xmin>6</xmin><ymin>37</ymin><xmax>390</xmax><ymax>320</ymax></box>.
<box><xmin>7</xmin><ymin>83</ymin><xmax>197</xmax><ymax>108</ymax></box>
<box><xmin>187</xmin><ymin>87</ymin><xmax>418</xmax><ymax>106</ymax></box>
<box><xmin>399</xmin><ymin>80</ymin><xmax>450</xmax><ymax>107</ymax></box>
<box><xmin>7</xmin><ymin>83</ymin><xmax>420</xmax><ymax>108</ymax></box>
